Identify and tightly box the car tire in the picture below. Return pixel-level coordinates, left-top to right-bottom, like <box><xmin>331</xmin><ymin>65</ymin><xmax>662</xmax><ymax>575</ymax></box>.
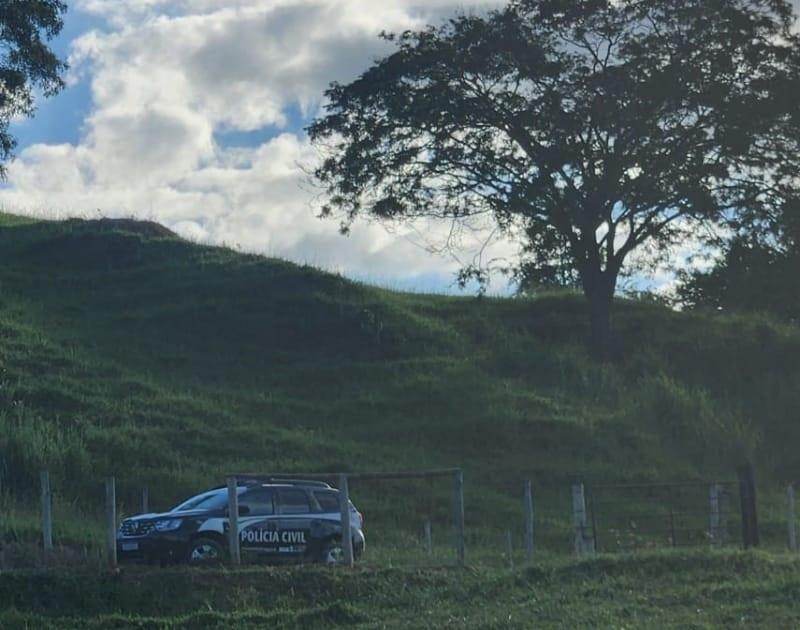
<box><xmin>320</xmin><ymin>541</ymin><xmax>346</xmax><ymax>566</ymax></box>
<box><xmin>188</xmin><ymin>537</ymin><xmax>226</xmax><ymax>565</ymax></box>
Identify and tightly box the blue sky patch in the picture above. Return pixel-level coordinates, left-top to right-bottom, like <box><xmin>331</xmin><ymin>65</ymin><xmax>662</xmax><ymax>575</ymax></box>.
<box><xmin>214</xmin><ymin>103</ymin><xmax>309</xmax><ymax>149</ymax></box>
<box><xmin>10</xmin><ymin>7</ymin><xmax>105</xmax><ymax>150</ymax></box>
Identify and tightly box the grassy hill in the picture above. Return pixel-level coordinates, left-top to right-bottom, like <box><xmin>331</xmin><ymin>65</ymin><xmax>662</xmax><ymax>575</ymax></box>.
<box><xmin>0</xmin><ymin>213</ymin><xmax>799</xmax><ymax>553</ymax></box>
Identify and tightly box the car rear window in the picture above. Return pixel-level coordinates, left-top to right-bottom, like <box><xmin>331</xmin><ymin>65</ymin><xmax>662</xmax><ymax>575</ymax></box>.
<box><xmin>278</xmin><ymin>488</ymin><xmax>311</xmax><ymax>514</ymax></box>
<box><xmin>314</xmin><ymin>490</ymin><xmax>339</xmax><ymax>512</ymax></box>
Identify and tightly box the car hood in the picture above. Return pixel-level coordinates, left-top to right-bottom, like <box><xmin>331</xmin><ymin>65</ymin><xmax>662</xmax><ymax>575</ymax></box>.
<box><xmin>123</xmin><ymin>509</ymin><xmax>221</xmax><ymax>522</ymax></box>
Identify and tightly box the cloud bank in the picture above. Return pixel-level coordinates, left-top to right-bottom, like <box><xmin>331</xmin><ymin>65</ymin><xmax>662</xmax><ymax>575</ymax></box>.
<box><xmin>0</xmin><ymin>0</ymin><xmax>512</xmax><ymax>292</ymax></box>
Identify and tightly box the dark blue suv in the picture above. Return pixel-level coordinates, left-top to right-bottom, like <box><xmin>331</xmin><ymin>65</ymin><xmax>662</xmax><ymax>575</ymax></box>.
<box><xmin>117</xmin><ymin>480</ymin><xmax>365</xmax><ymax>565</ymax></box>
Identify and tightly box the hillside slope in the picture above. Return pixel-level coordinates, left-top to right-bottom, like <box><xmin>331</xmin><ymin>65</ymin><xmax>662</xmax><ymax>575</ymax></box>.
<box><xmin>0</xmin><ymin>214</ymin><xmax>798</xmax><ymax>549</ymax></box>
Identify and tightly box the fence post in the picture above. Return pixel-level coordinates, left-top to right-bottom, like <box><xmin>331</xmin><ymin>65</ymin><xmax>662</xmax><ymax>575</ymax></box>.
<box><xmin>338</xmin><ymin>474</ymin><xmax>354</xmax><ymax>568</ymax></box>
<box><xmin>424</xmin><ymin>520</ymin><xmax>433</xmax><ymax>558</ymax></box>
<box><xmin>227</xmin><ymin>476</ymin><xmax>241</xmax><ymax>565</ymax></box>
<box><xmin>737</xmin><ymin>464</ymin><xmax>759</xmax><ymax>549</ymax></box>
<box><xmin>142</xmin><ymin>487</ymin><xmax>149</xmax><ymax>514</ymax></box>
<box><xmin>524</xmin><ymin>480</ymin><xmax>534</xmax><ymax>562</ymax></box>
<box><xmin>40</xmin><ymin>470</ymin><xmax>53</xmax><ymax>556</ymax></box>
<box><xmin>572</xmin><ymin>483</ymin><xmax>593</xmax><ymax>555</ymax></box>
<box><xmin>453</xmin><ymin>469</ymin><xmax>465</xmax><ymax>566</ymax></box>
<box><xmin>788</xmin><ymin>484</ymin><xmax>798</xmax><ymax>553</ymax></box>
<box><xmin>105</xmin><ymin>477</ymin><xmax>117</xmax><ymax>569</ymax></box>
<box><xmin>709</xmin><ymin>484</ymin><xmax>721</xmax><ymax>547</ymax></box>
<box><xmin>505</xmin><ymin>529</ymin><xmax>514</xmax><ymax>569</ymax></box>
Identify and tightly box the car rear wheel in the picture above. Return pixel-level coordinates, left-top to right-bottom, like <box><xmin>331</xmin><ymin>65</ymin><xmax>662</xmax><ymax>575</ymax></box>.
<box><xmin>321</xmin><ymin>542</ymin><xmax>345</xmax><ymax>566</ymax></box>
<box><xmin>188</xmin><ymin>537</ymin><xmax>226</xmax><ymax>565</ymax></box>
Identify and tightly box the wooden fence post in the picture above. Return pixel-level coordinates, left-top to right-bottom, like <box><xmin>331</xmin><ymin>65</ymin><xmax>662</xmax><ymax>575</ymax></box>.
<box><xmin>788</xmin><ymin>484</ymin><xmax>798</xmax><ymax>553</ymax></box>
<box><xmin>424</xmin><ymin>520</ymin><xmax>432</xmax><ymax>558</ymax></box>
<box><xmin>453</xmin><ymin>469</ymin><xmax>465</xmax><ymax>566</ymax></box>
<box><xmin>505</xmin><ymin>529</ymin><xmax>514</xmax><ymax>569</ymax></box>
<box><xmin>105</xmin><ymin>477</ymin><xmax>117</xmax><ymax>569</ymax></box>
<box><xmin>142</xmin><ymin>487</ymin><xmax>149</xmax><ymax>514</ymax></box>
<box><xmin>338</xmin><ymin>474</ymin><xmax>354</xmax><ymax>568</ymax></box>
<box><xmin>709</xmin><ymin>484</ymin><xmax>721</xmax><ymax>547</ymax></box>
<box><xmin>524</xmin><ymin>481</ymin><xmax>534</xmax><ymax>561</ymax></box>
<box><xmin>40</xmin><ymin>470</ymin><xmax>53</xmax><ymax>556</ymax></box>
<box><xmin>572</xmin><ymin>483</ymin><xmax>593</xmax><ymax>555</ymax></box>
<box><xmin>227</xmin><ymin>476</ymin><xmax>241</xmax><ymax>565</ymax></box>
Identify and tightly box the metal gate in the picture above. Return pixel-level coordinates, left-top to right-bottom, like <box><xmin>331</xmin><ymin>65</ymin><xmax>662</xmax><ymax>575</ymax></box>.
<box><xmin>587</xmin><ymin>481</ymin><xmax>743</xmax><ymax>552</ymax></box>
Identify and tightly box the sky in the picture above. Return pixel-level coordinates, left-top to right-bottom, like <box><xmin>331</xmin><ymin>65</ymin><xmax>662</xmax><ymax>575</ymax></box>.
<box><xmin>3</xmin><ymin>1</ymin><xmax>797</xmax><ymax>295</ymax></box>
<box><xmin>1</xmin><ymin>0</ymin><xmax>514</xmax><ymax>295</ymax></box>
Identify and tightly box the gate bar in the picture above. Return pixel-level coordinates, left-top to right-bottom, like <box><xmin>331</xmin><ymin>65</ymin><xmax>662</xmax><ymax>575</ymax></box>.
<box><xmin>229</xmin><ymin>468</ymin><xmax>461</xmax><ymax>482</ymax></box>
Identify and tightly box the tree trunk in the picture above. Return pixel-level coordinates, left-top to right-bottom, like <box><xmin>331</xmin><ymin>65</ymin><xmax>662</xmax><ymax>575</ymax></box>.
<box><xmin>582</xmin><ymin>270</ymin><xmax>617</xmax><ymax>360</ymax></box>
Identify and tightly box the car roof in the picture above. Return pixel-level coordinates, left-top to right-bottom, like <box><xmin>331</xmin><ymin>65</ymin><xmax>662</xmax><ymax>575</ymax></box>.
<box><xmin>209</xmin><ymin>481</ymin><xmax>337</xmax><ymax>492</ymax></box>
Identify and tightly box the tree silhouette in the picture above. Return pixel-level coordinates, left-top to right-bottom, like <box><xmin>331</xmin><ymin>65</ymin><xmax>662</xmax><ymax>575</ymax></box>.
<box><xmin>0</xmin><ymin>0</ymin><xmax>67</xmax><ymax>177</ymax></box>
<box><xmin>309</xmin><ymin>0</ymin><xmax>800</xmax><ymax>357</ymax></box>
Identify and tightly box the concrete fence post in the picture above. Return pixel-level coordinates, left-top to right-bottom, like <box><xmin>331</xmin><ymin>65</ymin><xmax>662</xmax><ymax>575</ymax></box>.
<box><xmin>424</xmin><ymin>520</ymin><xmax>433</xmax><ymax>558</ymax></box>
<box><xmin>142</xmin><ymin>487</ymin><xmax>149</xmax><ymax>514</ymax></box>
<box><xmin>505</xmin><ymin>529</ymin><xmax>514</xmax><ymax>569</ymax></box>
<box><xmin>227</xmin><ymin>476</ymin><xmax>241</xmax><ymax>565</ymax></box>
<box><xmin>524</xmin><ymin>481</ymin><xmax>534</xmax><ymax>561</ymax></box>
<box><xmin>709</xmin><ymin>484</ymin><xmax>722</xmax><ymax>547</ymax></box>
<box><xmin>40</xmin><ymin>470</ymin><xmax>53</xmax><ymax>555</ymax></box>
<box><xmin>453</xmin><ymin>469</ymin><xmax>465</xmax><ymax>566</ymax></box>
<box><xmin>105</xmin><ymin>477</ymin><xmax>117</xmax><ymax>568</ymax></box>
<box><xmin>338</xmin><ymin>474</ymin><xmax>354</xmax><ymax>568</ymax></box>
<box><xmin>738</xmin><ymin>464</ymin><xmax>760</xmax><ymax>549</ymax></box>
<box><xmin>788</xmin><ymin>484</ymin><xmax>798</xmax><ymax>553</ymax></box>
<box><xmin>572</xmin><ymin>483</ymin><xmax>593</xmax><ymax>555</ymax></box>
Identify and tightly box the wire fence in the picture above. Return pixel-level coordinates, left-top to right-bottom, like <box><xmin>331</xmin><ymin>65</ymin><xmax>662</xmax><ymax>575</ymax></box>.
<box><xmin>1</xmin><ymin>466</ymin><xmax>798</xmax><ymax>572</ymax></box>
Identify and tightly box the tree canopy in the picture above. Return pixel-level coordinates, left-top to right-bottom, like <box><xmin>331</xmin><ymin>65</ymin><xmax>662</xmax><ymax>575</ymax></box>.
<box><xmin>0</xmin><ymin>0</ymin><xmax>67</xmax><ymax>177</ymax></box>
<box><xmin>677</xmin><ymin>209</ymin><xmax>800</xmax><ymax>322</ymax></box>
<box><xmin>309</xmin><ymin>0</ymin><xmax>800</xmax><ymax>356</ymax></box>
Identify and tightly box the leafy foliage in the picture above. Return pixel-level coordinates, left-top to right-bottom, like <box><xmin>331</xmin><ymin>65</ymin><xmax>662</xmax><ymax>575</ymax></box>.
<box><xmin>677</xmin><ymin>210</ymin><xmax>800</xmax><ymax>322</ymax></box>
<box><xmin>309</xmin><ymin>0</ymin><xmax>800</xmax><ymax>353</ymax></box>
<box><xmin>0</xmin><ymin>0</ymin><xmax>67</xmax><ymax>177</ymax></box>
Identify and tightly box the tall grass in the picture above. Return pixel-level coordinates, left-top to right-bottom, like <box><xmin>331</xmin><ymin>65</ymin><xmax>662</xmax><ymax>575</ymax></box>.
<box><xmin>0</xmin><ymin>405</ymin><xmax>90</xmax><ymax>500</ymax></box>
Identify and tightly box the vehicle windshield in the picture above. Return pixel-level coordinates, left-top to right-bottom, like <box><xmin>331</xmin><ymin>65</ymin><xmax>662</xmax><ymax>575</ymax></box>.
<box><xmin>171</xmin><ymin>488</ymin><xmax>233</xmax><ymax>512</ymax></box>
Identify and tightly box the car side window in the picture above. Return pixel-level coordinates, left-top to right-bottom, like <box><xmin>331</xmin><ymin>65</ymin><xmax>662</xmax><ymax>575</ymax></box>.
<box><xmin>239</xmin><ymin>487</ymin><xmax>274</xmax><ymax>516</ymax></box>
<box><xmin>278</xmin><ymin>488</ymin><xmax>311</xmax><ymax>514</ymax></box>
<box><xmin>313</xmin><ymin>490</ymin><xmax>339</xmax><ymax>512</ymax></box>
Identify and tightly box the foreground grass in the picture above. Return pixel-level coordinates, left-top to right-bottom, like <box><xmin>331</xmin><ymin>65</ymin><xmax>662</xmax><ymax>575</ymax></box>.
<box><xmin>0</xmin><ymin>214</ymin><xmax>798</xmax><ymax>551</ymax></box>
<box><xmin>0</xmin><ymin>550</ymin><xmax>798</xmax><ymax>628</ymax></box>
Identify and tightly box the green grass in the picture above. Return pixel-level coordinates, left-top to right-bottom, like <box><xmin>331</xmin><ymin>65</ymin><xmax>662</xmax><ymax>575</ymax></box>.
<box><xmin>1</xmin><ymin>550</ymin><xmax>799</xmax><ymax>628</ymax></box>
<box><xmin>0</xmin><ymin>213</ymin><xmax>798</xmax><ymax>554</ymax></box>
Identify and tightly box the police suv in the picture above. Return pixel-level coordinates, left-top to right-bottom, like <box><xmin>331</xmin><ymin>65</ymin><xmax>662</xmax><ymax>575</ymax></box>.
<box><xmin>116</xmin><ymin>480</ymin><xmax>365</xmax><ymax>565</ymax></box>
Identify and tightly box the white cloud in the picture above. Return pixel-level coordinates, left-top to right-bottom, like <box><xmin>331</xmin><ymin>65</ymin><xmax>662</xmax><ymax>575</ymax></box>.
<box><xmin>1</xmin><ymin>0</ymin><xmax>512</xmax><ymax>290</ymax></box>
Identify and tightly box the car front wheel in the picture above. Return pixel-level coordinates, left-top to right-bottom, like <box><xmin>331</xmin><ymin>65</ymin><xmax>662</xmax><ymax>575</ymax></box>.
<box><xmin>188</xmin><ymin>537</ymin><xmax>226</xmax><ymax>565</ymax></box>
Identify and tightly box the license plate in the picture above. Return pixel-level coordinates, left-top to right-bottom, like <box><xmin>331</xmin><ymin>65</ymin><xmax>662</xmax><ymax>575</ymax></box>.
<box><xmin>121</xmin><ymin>542</ymin><xmax>139</xmax><ymax>551</ymax></box>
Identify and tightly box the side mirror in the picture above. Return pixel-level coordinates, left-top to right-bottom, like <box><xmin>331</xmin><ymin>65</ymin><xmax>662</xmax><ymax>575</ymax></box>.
<box><xmin>238</xmin><ymin>505</ymin><xmax>251</xmax><ymax>516</ymax></box>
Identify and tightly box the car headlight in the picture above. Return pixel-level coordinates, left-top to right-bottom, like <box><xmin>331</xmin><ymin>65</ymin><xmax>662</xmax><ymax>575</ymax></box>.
<box><xmin>153</xmin><ymin>519</ymin><xmax>183</xmax><ymax>531</ymax></box>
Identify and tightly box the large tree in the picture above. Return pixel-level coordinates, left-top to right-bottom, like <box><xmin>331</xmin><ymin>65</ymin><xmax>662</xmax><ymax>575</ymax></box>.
<box><xmin>309</xmin><ymin>0</ymin><xmax>800</xmax><ymax>356</ymax></box>
<box><xmin>0</xmin><ymin>0</ymin><xmax>67</xmax><ymax>177</ymax></box>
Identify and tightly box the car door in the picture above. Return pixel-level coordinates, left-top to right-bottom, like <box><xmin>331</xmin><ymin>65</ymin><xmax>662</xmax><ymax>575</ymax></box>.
<box><xmin>274</xmin><ymin>487</ymin><xmax>314</xmax><ymax>557</ymax></box>
<box><xmin>237</xmin><ymin>487</ymin><xmax>280</xmax><ymax>556</ymax></box>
